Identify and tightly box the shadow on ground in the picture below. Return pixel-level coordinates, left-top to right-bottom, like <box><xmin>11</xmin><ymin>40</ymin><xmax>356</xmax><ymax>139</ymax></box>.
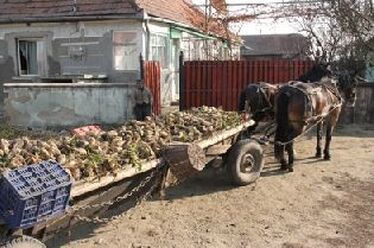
<box><xmin>45</xmin><ymin>125</ymin><xmax>374</xmax><ymax>247</ymax></box>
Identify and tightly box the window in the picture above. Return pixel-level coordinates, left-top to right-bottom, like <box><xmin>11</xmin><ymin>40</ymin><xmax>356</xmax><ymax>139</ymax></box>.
<box><xmin>113</xmin><ymin>32</ymin><xmax>138</xmax><ymax>71</ymax></box>
<box><xmin>150</xmin><ymin>34</ymin><xmax>168</xmax><ymax>68</ymax></box>
<box><xmin>17</xmin><ymin>39</ymin><xmax>46</xmax><ymax>76</ymax></box>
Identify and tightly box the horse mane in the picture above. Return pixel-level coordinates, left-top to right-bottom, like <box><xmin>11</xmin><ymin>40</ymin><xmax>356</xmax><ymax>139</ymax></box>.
<box><xmin>298</xmin><ymin>63</ymin><xmax>331</xmax><ymax>83</ymax></box>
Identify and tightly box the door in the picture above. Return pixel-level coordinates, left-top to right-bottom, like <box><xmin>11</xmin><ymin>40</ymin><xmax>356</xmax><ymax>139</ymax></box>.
<box><xmin>171</xmin><ymin>39</ymin><xmax>180</xmax><ymax>103</ymax></box>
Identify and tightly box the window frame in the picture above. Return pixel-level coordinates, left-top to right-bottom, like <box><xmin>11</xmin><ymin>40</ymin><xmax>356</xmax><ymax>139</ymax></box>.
<box><xmin>16</xmin><ymin>38</ymin><xmax>43</xmax><ymax>77</ymax></box>
<box><xmin>150</xmin><ymin>33</ymin><xmax>169</xmax><ymax>69</ymax></box>
<box><xmin>112</xmin><ymin>31</ymin><xmax>139</xmax><ymax>71</ymax></box>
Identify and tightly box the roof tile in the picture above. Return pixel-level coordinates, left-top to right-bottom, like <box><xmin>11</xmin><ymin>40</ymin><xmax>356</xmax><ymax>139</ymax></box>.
<box><xmin>0</xmin><ymin>0</ymin><xmax>231</xmax><ymax>39</ymax></box>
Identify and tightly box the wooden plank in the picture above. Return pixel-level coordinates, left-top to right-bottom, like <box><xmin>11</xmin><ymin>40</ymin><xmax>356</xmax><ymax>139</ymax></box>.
<box><xmin>273</xmin><ymin>60</ymin><xmax>280</xmax><ymax>84</ymax></box>
<box><xmin>71</xmin><ymin>159</ymin><xmax>162</xmax><ymax>198</ymax></box>
<box><xmin>249</xmin><ymin>60</ymin><xmax>254</xmax><ymax>84</ymax></box>
<box><xmin>185</xmin><ymin>63</ymin><xmax>191</xmax><ymax>109</ymax></box>
<box><xmin>203</xmin><ymin>61</ymin><xmax>207</xmax><ymax>106</ymax></box>
<box><xmin>205</xmin><ymin>144</ymin><xmax>233</xmax><ymax>156</ymax></box>
<box><xmin>222</xmin><ymin>61</ymin><xmax>228</xmax><ymax>110</ymax></box>
<box><xmin>231</xmin><ymin>60</ymin><xmax>237</xmax><ymax>110</ymax></box>
<box><xmin>189</xmin><ymin>62</ymin><xmax>195</xmax><ymax>108</ymax></box>
<box><xmin>207</xmin><ymin>61</ymin><xmax>213</xmax><ymax>106</ymax></box>
<box><xmin>212</xmin><ymin>61</ymin><xmax>217</xmax><ymax>107</ymax></box>
<box><xmin>263</xmin><ymin>60</ymin><xmax>268</xmax><ymax>83</ymax></box>
<box><xmin>217</xmin><ymin>61</ymin><xmax>223</xmax><ymax>108</ymax></box>
<box><xmin>254</xmin><ymin>60</ymin><xmax>258</xmax><ymax>83</ymax></box>
<box><xmin>196</xmin><ymin>62</ymin><xmax>202</xmax><ymax>107</ymax></box>
<box><xmin>260</xmin><ymin>60</ymin><xmax>265</xmax><ymax>82</ymax></box>
<box><xmin>144</xmin><ymin>61</ymin><xmax>161</xmax><ymax>115</ymax></box>
<box><xmin>156</xmin><ymin>62</ymin><xmax>161</xmax><ymax>114</ymax></box>
<box><xmin>196</xmin><ymin>121</ymin><xmax>254</xmax><ymax>148</ymax></box>
<box><xmin>229</xmin><ymin>61</ymin><xmax>234</xmax><ymax>110</ymax></box>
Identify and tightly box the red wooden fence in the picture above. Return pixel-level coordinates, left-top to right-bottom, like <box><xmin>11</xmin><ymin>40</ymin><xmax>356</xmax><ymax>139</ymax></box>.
<box><xmin>181</xmin><ymin>59</ymin><xmax>314</xmax><ymax>111</ymax></box>
<box><xmin>144</xmin><ymin>61</ymin><xmax>161</xmax><ymax>115</ymax></box>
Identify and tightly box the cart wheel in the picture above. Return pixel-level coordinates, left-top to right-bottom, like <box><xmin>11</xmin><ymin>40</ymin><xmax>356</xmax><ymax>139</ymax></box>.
<box><xmin>0</xmin><ymin>236</ymin><xmax>46</xmax><ymax>248</ymax></box>
<box><xmin>226</xmin><ymin>139</ymin><xmax>264</xmax><ymax>186</ymax></box>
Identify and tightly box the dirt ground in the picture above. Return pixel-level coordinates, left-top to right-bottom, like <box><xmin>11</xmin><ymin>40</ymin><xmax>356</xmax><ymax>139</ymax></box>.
<box><xmin>51</xmin><ymin>125</ymin><xmax>374</xmax><ymax>248</ymax></box>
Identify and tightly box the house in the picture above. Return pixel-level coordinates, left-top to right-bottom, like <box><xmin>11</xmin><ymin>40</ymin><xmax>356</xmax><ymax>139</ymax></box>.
<box><xmin>241</xmin><ymin>33</ymin><xmax>310</xmax><ymax>60</ymax></box>
<box><xmin>0</xmin><ymin>0</ymin><xmax>240</xmax><ymax>128</ymax></box>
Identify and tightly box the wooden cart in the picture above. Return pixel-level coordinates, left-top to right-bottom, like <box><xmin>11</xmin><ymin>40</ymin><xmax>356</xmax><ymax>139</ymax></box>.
<box><xmin>0</xmin><ymin>120</ymin><xmax>264</xmax><ymax>247</ymax></box>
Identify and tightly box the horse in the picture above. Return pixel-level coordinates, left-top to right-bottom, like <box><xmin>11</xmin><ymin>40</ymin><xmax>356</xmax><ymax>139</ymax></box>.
<box><xmin>238</xmin><ymin>82</ymin><xmax>279</xmax><ymax>137</ymax></box>
<box><xmin>274</xmin><ymin>70</ymin><xmax>358</xmax><ymax>172</ymax></box>
<box><xmin>237</xmin><ymin>63</ymin><xmax>330</xmax><ymax>137</ymax></box>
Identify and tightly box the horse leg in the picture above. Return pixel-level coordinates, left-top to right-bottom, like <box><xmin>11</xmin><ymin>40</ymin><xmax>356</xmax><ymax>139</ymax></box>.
<box><xmin>316</xmin><ymin>121</ymin><xmax>323</xmax><ymax>158</ymax></box>
<box><xmin>286</xmin><ymin>142</ymin><xmax>294</xmax><ymax>172</ymax></box>
<box><xmin>324</xmin><ymin>122</ymin><xmax>333</xmax><ymax>160</ymax></box>
<box><xmin>324</xmin><ymin>109</ymin><xmax>341</xmax><ymax>160</ymax></box>
<box><xmin>274</xmin><ymin>143</ymin><xmax>287</xmax><ymax>170</ymax></box>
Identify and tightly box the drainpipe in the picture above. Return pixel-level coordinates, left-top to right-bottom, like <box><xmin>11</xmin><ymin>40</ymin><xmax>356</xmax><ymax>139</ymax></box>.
<box><xmin>145</xmin><ymin>20</ymin><xmax>151</xmax><ymax>61</ymax></box>
<box><xmin>143</xmin><ymin>12</ymin><xmax>151</xmax><ymax>61</ymax></box>
<box><xmin>139</xmin><ymin>11</ymin><xmax>150</xmax><ymax>81</ymax></box>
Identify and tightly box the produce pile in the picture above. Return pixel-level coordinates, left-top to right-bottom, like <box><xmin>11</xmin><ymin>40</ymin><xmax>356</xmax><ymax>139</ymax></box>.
<box><xmin>0</xmin><ymin>107</ymin><xmax>241</xmax><ymax>181</ymax></box>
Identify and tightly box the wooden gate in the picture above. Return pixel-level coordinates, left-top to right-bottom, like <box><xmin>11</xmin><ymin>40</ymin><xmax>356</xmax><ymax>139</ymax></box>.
<box><xmin>144</xmin><ymin>61</ymin><xmax>161</xmax><ymax>115</ymax></box>
<box><xmin>180</xmin><ymin>59</ymin><xmax>314</xmax><ymax>111</ymax></box>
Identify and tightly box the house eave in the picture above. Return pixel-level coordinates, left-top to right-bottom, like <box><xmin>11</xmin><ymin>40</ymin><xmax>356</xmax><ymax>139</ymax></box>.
<box><xmin>0</xmin><ymin>13</ymin><xmax>144</xmax><ymax>24</ymax></box>
<box><xmin>146</xmin><ymin>15</ymin><xmax>234</xmax><ymax>42</ymax></box>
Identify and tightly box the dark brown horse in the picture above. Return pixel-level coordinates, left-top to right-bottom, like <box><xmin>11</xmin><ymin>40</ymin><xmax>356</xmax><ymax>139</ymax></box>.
<box><xmin>238</xmin><ymin>82</ymin><xmax>279</xmax><ymax>136</ymax></box>
<box><xmin>237</xmin><ymin>63</ymin><xmax>330</xmax><ymax>137</ymax></box>
<box><xmin>274</xmin><ymin>71</ymin><xmax>358</xmax><ymax>172</ymax></box>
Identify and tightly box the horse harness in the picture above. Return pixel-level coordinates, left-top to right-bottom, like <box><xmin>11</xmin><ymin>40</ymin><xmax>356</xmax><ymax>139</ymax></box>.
<box><xmin>286</xmin><ymin>81</ymin><xmax>343</xmax><ymax>125</ymax></box>
<box><xmin>244</xmin><ymin>83</ymin><xmax>274</xmax><ymax>116</ymax></box>
<box><xmin>275</xmin><ymin>82</ymin><xmax>343</xmax><ymax>146</ymax></box>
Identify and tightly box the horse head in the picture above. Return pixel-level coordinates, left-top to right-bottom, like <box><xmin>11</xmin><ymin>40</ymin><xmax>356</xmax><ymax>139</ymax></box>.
<box><xmin>336</xmin><ymin>70</ymin><xmax>359</xmax><ymax>107</ymax></box>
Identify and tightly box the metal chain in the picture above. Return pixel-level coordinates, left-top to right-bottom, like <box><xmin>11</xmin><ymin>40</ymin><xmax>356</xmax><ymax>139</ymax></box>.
<box><xmin>70</xmin><ymin>163</ymin><xmax>165</xmax><ymax>224</ymax></box>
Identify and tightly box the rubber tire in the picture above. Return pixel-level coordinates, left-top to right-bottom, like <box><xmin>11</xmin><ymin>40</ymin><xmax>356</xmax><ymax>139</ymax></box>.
<box><xmin>1</xmin><ymin>236</ymin><xmax>46</xmax><ymax>248</ymax></box>
<box><xmin>226</xmin><ymin>139</ymin><xmax>264</xmax><ymax>186</ymax></box>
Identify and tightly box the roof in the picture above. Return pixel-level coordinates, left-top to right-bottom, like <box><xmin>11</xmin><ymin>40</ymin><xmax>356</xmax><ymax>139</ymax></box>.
<box><xmin>0</xmin><ymin>0</ymin><xmax>140</xmax><ymax>21</ymax></box>
<box><xmin>0</xmin><ymin>0</ymin><xmax>232</xmax><ymax>40</ymax></box>
<box><xmin>241</xmin><ymin>34</ymin><xmax>311</xmax><ymax>57</ymax></box>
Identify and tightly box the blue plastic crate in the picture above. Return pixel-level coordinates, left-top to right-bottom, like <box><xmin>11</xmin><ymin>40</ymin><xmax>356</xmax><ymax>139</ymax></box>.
<box><xmin>0</xmin><ymin>160</ymin><xmax>72</xmax><ymax>229</ymax></box>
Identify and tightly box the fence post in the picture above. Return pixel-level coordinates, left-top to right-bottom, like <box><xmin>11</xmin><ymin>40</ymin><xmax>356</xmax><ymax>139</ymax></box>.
<box><xmin>139</xmin><ymin>53</ymin><xmax>145</xmax><ymax>82</ymax></box>
<box><xmin>179</xmin><ymin>51</ymin><xmax>185</xmax><ymax>111</ymax></box>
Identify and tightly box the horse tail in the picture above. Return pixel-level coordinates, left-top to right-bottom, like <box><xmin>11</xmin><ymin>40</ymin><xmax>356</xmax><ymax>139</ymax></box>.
<box><xmin>274</xmin><ymin>88</ymin><xmax>291</xmax><ymax>159</ymax></box>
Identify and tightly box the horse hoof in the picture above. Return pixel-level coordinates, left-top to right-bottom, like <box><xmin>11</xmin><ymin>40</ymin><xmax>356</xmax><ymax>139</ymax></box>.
<box><xmin>288</xmin><ymin>167</ymin><xmax>294</xmax><ymax>173</ymax></box>
<box><xmin>324</xmin><ymin>156</ymin><xmax>331</xmax><ymax>161</ymax></box>
<box><xmin>280</xmin><ymin>164</ymin><xmax>288</xmax><ymax>171</ymax></box>
<box><xmin>315</xmin><ymin>152</ymin><xmax>322</xmax><ymax>158</ymax></box>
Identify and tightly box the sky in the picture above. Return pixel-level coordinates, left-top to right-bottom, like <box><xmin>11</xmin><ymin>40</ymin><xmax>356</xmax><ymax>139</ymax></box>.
<box><xmin>191</xmin><ymin>0</ymin><xmax>301</xmax><ymax>35</ymax></box>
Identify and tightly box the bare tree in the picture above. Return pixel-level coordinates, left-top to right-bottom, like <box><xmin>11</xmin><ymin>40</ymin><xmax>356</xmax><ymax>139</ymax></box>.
<box><xmin>279</xmin><ymin>0</ymin><xmax>373</xmax><ymax>73</ymax></box>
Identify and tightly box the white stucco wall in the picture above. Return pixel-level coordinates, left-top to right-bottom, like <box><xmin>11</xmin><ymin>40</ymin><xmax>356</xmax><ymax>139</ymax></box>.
<box><xmin>4</xmin><ymin>83</ymin><xmax>137</xmax><ymax>127</ymax></box>
<box><xmin>0</xmin><ymin>20</ymin><xmax>143</xmax><ymax>40</ymax></box>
